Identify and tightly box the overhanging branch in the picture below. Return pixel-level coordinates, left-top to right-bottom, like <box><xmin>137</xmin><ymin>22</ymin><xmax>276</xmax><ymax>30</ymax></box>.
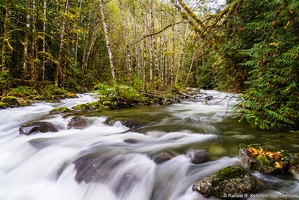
<box><xmin>131</xmin><ymin>21</ymin><xmax>188</xmax><ymax>45</ymax></box>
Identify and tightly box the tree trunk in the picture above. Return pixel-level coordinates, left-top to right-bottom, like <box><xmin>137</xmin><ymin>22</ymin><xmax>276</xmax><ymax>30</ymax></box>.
<box><xmin>170</xmin><ymin>12</ymin><xmax>175</xmax><ymax>90</ymax></box>
<box><xmin>150</xmin><ymin>0</ymin><xmax>159</xmax><ymax>90</ymax></box>
<box><xmin>31</xmin><ymin>0</ymin><xmax>39</xmax><ymax>84</ymax></box>
<box><xmin>1</xmin><ymin>0</ymin><xmax>10</xmax><ymax>72</ymax></box>
<box><xmin>22</xmin><ymin>0</ymin><xmax>31</xmax><ymax>79</ymax></box>
<box><xmin>42</xmin><ymin>0</ymin><xmax>47</xmax><ymax>81</ymax></box>
<box><xmin>99</xmin><ymin>0</ymin><xmax>117</xmax><ymax>82</ymax></box>
<box><xmin>119</xmin><ymin>0</ymin><xmax>133</xmax><ymax>86</ymax></box>
<box><xmin>82</xmin><ymin>9</ymin><xmax>100</xmax><ymax>78</ymax></box>
<box><xmin>139</xmin><ymin>0</ymin><xmax>147</xmax><ymax>92</ymax></box>
<box><xmin>55</xmin><ymin>0</ymin><xmax>70</xmax><ymax>86</ymax></box>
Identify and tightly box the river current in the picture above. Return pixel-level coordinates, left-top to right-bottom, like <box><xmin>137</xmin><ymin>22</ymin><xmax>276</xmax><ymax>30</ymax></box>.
<box><xmin>0</xmin><ymin>91</ymin><xmax>298</xmax><ymax>200</ymax></box>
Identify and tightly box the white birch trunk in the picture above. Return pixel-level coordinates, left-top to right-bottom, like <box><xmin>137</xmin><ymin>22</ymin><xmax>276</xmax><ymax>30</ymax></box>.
<box><xmin>99</xmin><ymin>0</ymin><xmax>117</xmax><ymax>82</ymax></box>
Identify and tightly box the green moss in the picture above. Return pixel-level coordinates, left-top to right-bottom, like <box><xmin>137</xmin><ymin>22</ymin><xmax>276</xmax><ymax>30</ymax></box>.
<box><xmin>0</xmin><ymin>101</ymin><xmax>6</xmax><ymax>108</ymax></box>
<box><xmin>31</xmin><ymin>95</ymin><xmax>46</xmax><ymax>100</ymax></box>
<box><xmin>257</xmin><ymin>156</ymin><xmax>271</xmax><ymax>166</ymax></box>
<box><xmin>1</xmin><ymin>96</ymin><xmax>19</xmax><ymax>106</ymax></box>
<box><xmin>49</xmin><ymin>107</ymin><xmax>70</xmax><ymax>114</ymax></box>
<box><xmin>73</xmin><ymin>103</ymin><xmax>89</xmax><ymax>110</ymax></box>
<box><xmin>87</xmin><ymin>101</ymin><xmax>100</xmax><ymax>108</ymax></box>
<box><xmin>7</xmin><ymin>86</ymin><xmax>38</xmax><ymax>97</ymax></box>
<box><xmin>212</xmin><ymin>166</ymin><xmax>246</xmax><ymax>187</ymax></box>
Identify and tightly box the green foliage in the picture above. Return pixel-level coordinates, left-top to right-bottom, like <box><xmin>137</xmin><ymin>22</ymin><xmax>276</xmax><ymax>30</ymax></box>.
<box><xmin>206</xmin><ymin>0</ymin><xmax>299</xmax><ymax>130</ymax></box>
<box><xmin>43</xmin><ymin>85</ymin><xmax>68</xmax><ymax>96</ymax></box>
<box><xmin>0</xmin><ymin>71</ymin><xmax>13</xmax><ymax>94</ymax></box>
<box><xmin>94</xmin><ymin>83</ymin><xmax>141</xmax><ymax>109</ymax></box>
<box><xmin>49</xmin><ymin>107</ymin><xmax>70</xmax><ymax>114</ymax></box>
<box><xmin>0</xmin><ymin>71</ymin><xmax>12</xmax><ymax>85</ymax></box>
<box><xmin>7</xmin><ymin>86</ymin><xmax>38</xmax><ymax>97</ymax></box>
<box><xmin>238</xmin><ymin>0</ymin><xmax>299</xmax><ymax>129</ymax></box>
<box><xmin>0</xmin><ymin>101</ymin><xmax>6</xmax><ymax>108</ymax></box>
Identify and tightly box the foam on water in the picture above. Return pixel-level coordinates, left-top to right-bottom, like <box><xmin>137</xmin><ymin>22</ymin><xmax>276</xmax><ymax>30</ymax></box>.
<box><xmin>0</xmin><ymin>91</ymin><xmax>297</xmax><ymax>200</ymax></box>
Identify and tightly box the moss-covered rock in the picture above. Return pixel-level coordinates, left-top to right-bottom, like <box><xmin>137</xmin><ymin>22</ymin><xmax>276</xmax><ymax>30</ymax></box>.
<box><xmin>73</xmin><ymin>103</ymin><xmax>90</xmax><ymax>111</ymax></box>
<box><xmin>67</xmin><ymin>116</ymin><xmax>90</xmax><ymax>129</ymax></box>
<box><xmin>31</xmin><ymin>95</ymin><xmax>46</xmax><ymax>100</ymax></box>
<box><xmin>239</xmin><ymin>146</ymin><xmax>291</xmax><ymax>174</ymax></box>
<box><xmin>49</xmin><ymin>107</ymin><xmax>71</xmax><ymax>114</ymax></box>
<box><xmin>193</xmin><ymin>166</ymin><xmax>256</xmax><ymax>198</ymax></box>
<box><xmin>87</xmin><ymin>101</ymin><xmax>100</xmax><ymax>109</ymax></box>
<box><xmin>0</xmin><ymin>101</ymin><xmax>7</xmax><ymax>108</ymax></box>
<box><xmin>1</xmin><ymin>96</ymin><xmax>20</xmax><ymax>107</ymax></box>
<box><xmin>19</xmin><ymin>121</ymin><xmax>59</xmax><ymax>135</ymax></box>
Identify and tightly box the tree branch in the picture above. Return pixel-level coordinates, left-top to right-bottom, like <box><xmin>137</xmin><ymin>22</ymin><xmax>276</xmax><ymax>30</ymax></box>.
<box><xmin>131</xmin><ymin>21</ymin><xmax>188</xmax><ymax>45</ymax></box>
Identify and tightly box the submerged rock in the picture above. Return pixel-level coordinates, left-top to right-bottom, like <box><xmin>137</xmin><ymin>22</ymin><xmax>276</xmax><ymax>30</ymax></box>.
<box><xmin>67</xmin><ymin>116</ymin><xmax>90</xmax><ymax>129</ymax></box>
<box><xmin>121</xmin><ymin>119</ymin><xmax>143</xmax><ymax>129</ymax></box>
<box><xmin>193</xmin><ymin>165</ymin><xmax>256</xmax><ymax>198</ymax></box>
<box><xmin>74</xmin><ymin>152</ymin><xmax>123</xmax><ymax>183</ymax></box>
<box><xmin>123</xmin><ymin>138</ymin><xmax>141</xmax><ymax>144</ymax></box>
<box><xmin>187</xmin><ymin>150</ymin><xmax>210</xmax><ymax>164</ymax></box>
<box><xmin>19</xmin><ymin>121</ymin><xmax>59</xmax><ymax>135</ymax></box>
<box><xmin>73</xmin><ymin>151</ymin><xmax>141</xmax><ymax>195</ymax></box>
<box><xmin>239</xmin><ymin>146</ymin><xmax>290</xmax><ymax>174</ymax></box>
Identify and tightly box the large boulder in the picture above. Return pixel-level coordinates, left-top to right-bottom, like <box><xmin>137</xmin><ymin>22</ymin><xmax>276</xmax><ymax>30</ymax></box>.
<box><xmin>187</xmin><ymin>150</ymin><xmax>210</xmax><ymax>164</ymax></box>
<box><xmin>193</xmin><ymin>166</ymin><xmax>256</xmax><ymax>199</ymax></box>
<box><xmin>19</xmin><ymin>121</ymin><xmax>59</xmax><ymax>135</ymax></box>
<box><xmin>67</xmin><ymin>116</ymin><xmax>90</xmax><ymax>129</ymax></box>
<box><xmin>239</xmin><ymin>146</ymin><xmax>290</xmax><ymax>174</ymax></box>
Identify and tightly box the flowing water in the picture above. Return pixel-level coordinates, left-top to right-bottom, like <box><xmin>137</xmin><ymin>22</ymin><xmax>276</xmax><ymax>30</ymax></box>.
<box><xmin>0</xmin><ymin>91</ymin><xmax>298</xmax><ymax>200</ymax></box>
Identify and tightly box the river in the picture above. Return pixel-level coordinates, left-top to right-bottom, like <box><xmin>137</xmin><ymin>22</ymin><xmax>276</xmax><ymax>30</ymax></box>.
<box><xmin>0</xmin><ymin>91</ymin><xmax>298</xmax><ymax>200</ymax></box>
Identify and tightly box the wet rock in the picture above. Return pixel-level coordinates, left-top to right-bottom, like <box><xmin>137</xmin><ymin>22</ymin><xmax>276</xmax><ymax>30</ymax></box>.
<box><xmin>104</xmin><ymin>118</ymin><xmax>143</xmax><ymax>130</ymax></box>
<box><xmin>153</xmin><ymin>151</ymin><xmax>178</xmax><ymax>164</ymax></box>
<box><xmin>239</xmin><ymin>146</ymin><xmax>291</xmax><ymax>174</ymax></box>
<box><xmin>19</xmin><ymin>121</ymin><xmax>59</xmax><ymax>135</ymax></box>
<box><xmin>204</xmin><ymin>95</ymin><xmax>213</xmax><ymax>101</ymax></box>
<box><xmin>193</xmin><ymin>166</ymin><xmax>256</xmax><ymax>199</ymax></box>
<box><xmin>121</xmin><ymin>119</ymin><xmax>143</xmax><ymax>129</ymax></box>
<box><xmin>67</xmin><ymin>116</ymin><xmax>90</xmax><ymax>129</ymax></box>
<box><xmin>187</xmin><ymin>150</ymin><xmax>210</xmax><ymax>164</ymax></box>
<box><xmin>289</xmin><ymin>164</ymin><xmax>299</xmax><ymax>180</ymax></box>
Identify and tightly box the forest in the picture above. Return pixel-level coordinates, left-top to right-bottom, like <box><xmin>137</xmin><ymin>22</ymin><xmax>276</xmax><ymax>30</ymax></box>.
<box><xmin>1</xmin><ymin>0</ymin><xmax>299</xmax><ymax>132</ymax></box>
